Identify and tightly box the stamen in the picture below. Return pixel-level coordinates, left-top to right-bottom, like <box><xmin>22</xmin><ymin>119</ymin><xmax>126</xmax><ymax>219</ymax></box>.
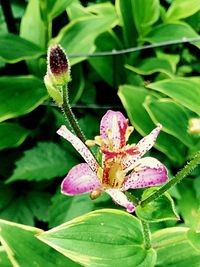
<box><xmin>94</xmin><ymin>136</ymin><xmax>105</xmax><ymax>146</ymax></box>
<box><xmin>90</xmin><ymin>189</ymin><xmax>102</xmax><ymax>200</ymax></box>
<box><xmin>125</xmin><ymin>126</ymin><xmax>134</xmax><ymax>141</ymax></box>
<box><xmin>85</xmin><ymin>140</ymin><xmax>96</xmax><ymax>146</ymax></box>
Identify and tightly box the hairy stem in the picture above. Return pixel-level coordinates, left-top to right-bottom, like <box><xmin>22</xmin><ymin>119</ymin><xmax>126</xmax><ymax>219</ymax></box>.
<box><xmin>140</xmin><ymin>151</ymin><xmax>200</xmax><ymax>207</ymax></box>
<box><xmin>61</xmin><ymin>86</ymin><xmax>86</xmax><ymax>143</ymax></box>
<box><xmin>141</xmin><ymin>220</ymin><xmax>151</xmax><ymax>250</ymax></box>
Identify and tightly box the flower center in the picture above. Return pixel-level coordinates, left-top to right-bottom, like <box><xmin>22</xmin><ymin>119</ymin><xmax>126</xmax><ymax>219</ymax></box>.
<box><xmin>97</xmin><ymin>157</ymin><xmax>125</xmax><ymax>189</ymax></box>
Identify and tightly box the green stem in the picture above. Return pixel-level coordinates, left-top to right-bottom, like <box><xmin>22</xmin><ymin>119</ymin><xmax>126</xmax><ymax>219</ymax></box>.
<box><xmin>140</xmin><ymin>151</ymin><xmax>200</xmax><ymax>207</ymax></box>
<box><xmin>62</xmin><ymin>86</ymin><xmax>86</xmax><ymax>143</ymax></box>
<box><xmin>141</xmin><ymin>220</ymin><xmax>151</xmax><ymax>250</ymax></box>
<box><xmin>125</xmin><ymin>192</ymin><xmax>139</xmax><ymax>205</ymax></box>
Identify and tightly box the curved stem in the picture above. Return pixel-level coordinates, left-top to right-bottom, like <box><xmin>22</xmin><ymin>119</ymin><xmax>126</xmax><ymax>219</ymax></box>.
<box><xmin>140</xmin><ymin>151</ymin><xmax>200</xmax><ymax>207</ymax></box>
<box><xmin>141</xmin><ymin>220</ymin><xmax>151</xmax><ymax>250</ymax></box>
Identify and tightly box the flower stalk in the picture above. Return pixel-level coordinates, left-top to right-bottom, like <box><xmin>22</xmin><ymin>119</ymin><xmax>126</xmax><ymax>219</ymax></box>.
<box><xmin>140</xmin><ymin>151</ymin><xmax>200</xmax><ymax>207</ymax></box>
<box><xmin>141</xmin><ymin>220</ymin><xmax>151</xmax><ymax>250</ymax></box>
<box><xmin>62</xmin><ymin>85</ymin><xmax>86</xmax><ymax>143</ymax></box>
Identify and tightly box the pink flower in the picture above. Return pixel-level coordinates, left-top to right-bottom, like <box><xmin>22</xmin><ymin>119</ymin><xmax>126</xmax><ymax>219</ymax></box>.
<box><xmin>57</xmin><ymin>110</ymin><xmax>168</xmax><ymax>213</ymax></box>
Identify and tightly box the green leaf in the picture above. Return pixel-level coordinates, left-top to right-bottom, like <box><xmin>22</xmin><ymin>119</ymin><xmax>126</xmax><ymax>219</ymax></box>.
<box><xmin>0</xmin><ymin>184</ymin><xmax>51</xmax><ymax>225</ymax></box>
<box><xmin>47</xmin><ymin>0</ymin><xmax>73</xmax><ymax>19</ymax></box>
<box><xmin>132</xmin><ymin>0</ymin><xmax>160</xmax><ymax>36</ymax></box>
<box><xmin>165</xmin><ymin>0</ymin><xmax>200</xmax><ymax>22</ymax></box>
<box><xmin>126</xmin><ymin>57</ymin><xmax>174</xmax><ymax>77</ymax></box>
<box><xmin>66</xmin><ymin>0</ymin><xmax>91</xmax><ymax>20</ymax></box>
<box><xmin>0</xmin><ymin>76</ymin><xmax>48</xmax><ymax>122</ymax></box>
<box><xmin>177</xmin><ymin>179</ymin><xmax>200</xmax><ymax>228</ymax></box>
<box><xmin>0</xmin><ymin>123</ymin><xmax>30</xmax><ymax>151</ymax></box>
<box><xmin>89</xmin><ymin>31</ymin><xmax>125</xmax><ymax>86</ymax></box>
<box><xmin>136</xmin><ymin>188</ymin><xmax>179</xmax><ymax>222</ymax></box>
<box><xmin>144</xmin><ymin>98</ymin><xmax>195</xmax><ymax>147</ymax></box>
<box><xmin>0</xmin><ymin>33</ymin><xmax>44</xmax><ymax>63</ymax></box>
<box><xmin>38</xmin><ymin>209</ymin><xmax>156</xmax><ymax>267</ymax></box>
<box><xmin>152</xmin><ymin>227</ymin><xmax>200</xmax><ymax>266</ymax></box>
<box><xmin>6</xmin><ymin>142</ymin><xmax>78</xmax><ymax>183</ymax></box>
<box><xmin>52</xmin><ymin>10</ymin><xmax>118</xmax><ymax>65</ymax></box>
<box><xmin>20</xmin><ymin>0</ymin><xmax>46</xmax><ymax>49</ymax></box>
<box><xmin>143</xmin><ymin>22</ymin><xmax>200</xmax><ymax>49</ymax></box>
<box><xmin>147</xmin><ymin>77</ymin><xmax>200</xmax><ymax>116</ymax></box>
<box><xmin>48</xmin><ymin>190</ymin><xmax>110</xmax><ymax>228</ymax></box>
<box><xmin>68</xmin><ymin>64</ymin><xmax>85</xmax><ymax>103</ymax></box>
<box><xmin>115</xmin><ymin>0</ymin><xmax>138</xmax><ymax>47</ymax></box>
<box><xmin>48</xmin><ymin>193</ymin><xmax>94</xmax><ymax>228</ymax></box>
<box><xmin>118</xmin><ymin>84</ymin><xmax>186</xmax><ymax>164</ymax></box>
<box><xmin>0</xmin><ymin>247</ymin><xmax>12</xmax><ymax>267</ymax></box>
<box><xmin>187</xmin><ymin>229</ymin><xmax>200</xmax><ymax>252</ymax></box>
<box><xmin>0</xmin><ymin>219</ymin><xmax>80</xmax><ymax>267</ymax></box>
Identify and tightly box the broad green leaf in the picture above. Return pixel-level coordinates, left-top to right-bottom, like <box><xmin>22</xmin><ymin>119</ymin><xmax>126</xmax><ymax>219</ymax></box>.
<box><xmin>136</xmin><ymin>188</ymin><xmax>179</xmax><ymax>222</ymax></box>
<box><xmin>115</xmin><ymin>0</ymin><xmax>138</xmax><ymax>47</ymax></box>
<box><xmin>132</xmin><ymin>0</ymin><xmax>160</xmax><ymax>36</ymax></box>
<box><xmin>126</xmin><ymin>57</ymin><xmax>174</xmax><ymax>77</ymax></box>
<box><xmin>0</xmin><ymin>76</ymin><xmax>48</xmax><ymax>122</ymax></box>
<box><xmin>165</xmin><ymin>0</ymin><xmax>200</xmax><ymax>22</ymax></box>
<box><xmin>51</xmin><ymin>11</ymin><xmax>118</xmax><ymax>65</ymax></box>
<box><xmin>0</xmin><ymin>184</ymin><xmax>51</xmax><ymax>225</ymax></box>
<box><xmin>187</xmin><ymin>229</ymin><xmax>200</xmax><ymax>251</ymax></box>
<box><xmin>144</xmin><ymin>98</ymin><xmax>195</xmax><ymax>147</ymax></box>
<box><xmin>0</xmin><ymin>123</ymin><xmax>30</xmax><ymax>151</ymax></box>
<box><xmin>143</xmin><ymin>22</ymin><xmax>200</xmax><ymax>49</ymax></box>
<box><xmin>0</xmin><ymin>33</ymin><xmax>44</xmax><ymax>63</ymax></box>
<box><xmin>118</xmin><ymin>85</ymin><xmax>186</xmax><ymax>164</ymax></box>
<box><xmin>0</xmin><ymin>247</ymin><xmax>12</xmax><ymax>267</ymax></box>
<box><xmin>47</xmin><ymin>0</ymin><xmax>73</xmax><ymax>19</ymax></box>
<box><xmin>38</xmin><ymin>209</ymin><xmax>157</xmax><ymax>267</ymax></box>
<box><xmin>89</xmin><ymin>31</ymin><xmax>125</xmax><ymax>86</ymax></box>
<box><xmin>20</xmin><ymin>0</ymin><xmax>46</xmax><ymax>49</ymax></box>
<box><xmin>6</xmin><ymin>142</ymin><xmax>78</xmax><ymax>183</ymax></box>
<box><xmin>147</xmin><ymin>77</ymin><xmax>200</xmax><ymax>116</ymax></box>
<box><xmin>0</xmin><ymin>219</ymin><xmax>80</xmax><ymax>267</ymax></box>
<box><xmin>152</xmin><ymin>227</ymin><xmax>200</xmax><ymax>266</ymax></box>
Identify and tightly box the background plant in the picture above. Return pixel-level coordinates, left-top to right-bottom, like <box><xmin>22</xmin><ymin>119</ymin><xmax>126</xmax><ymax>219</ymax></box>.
<box><xmin>0</xmin><ymin>0</ymin><xmax>200</xmax><ymax>266</ymax></box>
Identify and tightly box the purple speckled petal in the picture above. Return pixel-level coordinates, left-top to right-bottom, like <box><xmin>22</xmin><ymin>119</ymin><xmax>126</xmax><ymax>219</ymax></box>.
<box><xmin>61</xmin><ymin>163</ymin><xmax>101</xmax><ymax>195</ymax></box>
<box><xmin>57</xmin><ymin>125</ymin><xmax>98</xmax><ymax>172</ymax></box>
<box><xmin>122</xmin><ymin>124</ymin><xmax>162</xmax><ymax>171</ymax></box>
<box><xmin>105</xmin><ymin>188</ymin><xmax>135</xmax><ymax>213</ymax></box>
<box><xmin>122</xmin><ymin>157</ymin><xmax>168</xmax><ymax>190</ymax></box>
<box><xmin>100</xmin><ymin>110</ymin><xmax>127</xmax><ymax>149</ymax></box>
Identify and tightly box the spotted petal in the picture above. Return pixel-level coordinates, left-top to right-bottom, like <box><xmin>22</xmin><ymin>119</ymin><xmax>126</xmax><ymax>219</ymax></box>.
<box><xmin>105</xmin><ymin>188</ymin><xmax>135</xmax><ymax>213</ymax></box>
<box><xmin>57</xmin><ymin>125</ymin><xmax>98</xmax><ymax>172</ymax></box>
<box><xmin>122</xmin><ymin>157</ymin><xmax>168</xmax><ymax>191</ymax></box>
<box><xmin>100</xmin><ymin>110</ymin><xmax>128</xmax><ymax>149</ymax></box>
<box><xmin>122</xmin><ymin>124</ymin><xmax>162</xmax><ymax>171</ymax></box>
<box><xmin>61</xmin><ymin>163</ymin><xmax>101</xmax><ymax>195</ymax></box>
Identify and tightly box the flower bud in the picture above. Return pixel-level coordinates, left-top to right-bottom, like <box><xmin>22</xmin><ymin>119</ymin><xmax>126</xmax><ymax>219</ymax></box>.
<box><xmin>44</xmin><ymin>44</ymin><xmax>71</xmax><ymax>105</ymax></box>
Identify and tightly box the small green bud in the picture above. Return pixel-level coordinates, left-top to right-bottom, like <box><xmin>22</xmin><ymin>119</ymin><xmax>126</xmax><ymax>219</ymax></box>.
<box><xmin>44</xmin><ymin>75</ymin><xmax>63</xmax><ymax>106</ymax></box>
<box><xmin>44</xmin><ymin>44</ymin><xmax>71</xmax><ymax>105</ymax></box>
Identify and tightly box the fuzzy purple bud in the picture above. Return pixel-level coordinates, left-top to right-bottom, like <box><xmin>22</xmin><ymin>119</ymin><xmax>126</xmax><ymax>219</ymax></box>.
<box><xmin>49</xmin><ymin>44</ymin><xmax>69</xmax><ymax>76</ymax></box>
<box><xmin>44</xmin><ymin>44</ymin><xmax>71</xmax><ymax>105</ymax></box>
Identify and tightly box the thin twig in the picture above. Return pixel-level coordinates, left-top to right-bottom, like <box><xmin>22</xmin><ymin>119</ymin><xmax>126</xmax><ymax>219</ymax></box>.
<box><xmin>68</xmin><ymin>37</ymin><xmax>200</xmax><ymax>58</ymax></box>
